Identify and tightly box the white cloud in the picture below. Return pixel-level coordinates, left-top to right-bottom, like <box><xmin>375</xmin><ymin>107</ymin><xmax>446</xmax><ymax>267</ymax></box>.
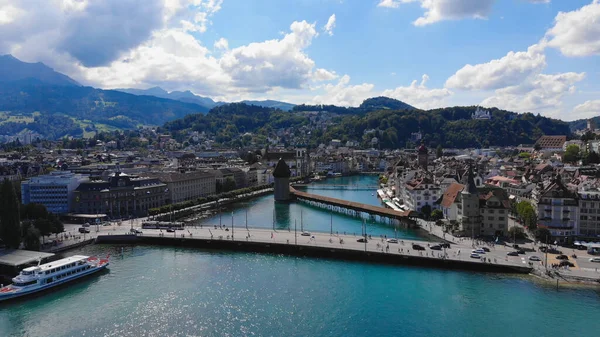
<box><xmin>214</xmin><ymin>37</ymin><xmax>228</xmax><ymax>50</ymax></box>
<box><xmin>382</xmin><ymin>74</ymin><xmax>452</xmax><ymax>109</ymax></box>
<box><xmin>481</xmin><ymin>72</ymin><xmax>585</xmax><ymax>114</ymax></box>
<box><xmin>311</xmin><ymin>75</ymin><xmax>375</xmax><ymax>106</ymax></box>
<box><xmin>312</xmin><ymin>68</ymin><xmax>338</xmax><ymax>81</ymax></box>
<box><xmin>378</xmin><ymin>0</ymin><xmax>495</xmax><ymax>26</ymax></box>
<box><xmin>546</xmin><ymin>0</ymin><xmax>600</xmax><ymax>57</ymax></box>
<box><xmin>445</xmin><ymin>43</ymin><xmax>546</xmax><ymax>90</ymax></box>
<box><xmin>528</xmin><ymin>0</ymin><xmax>550</xmax><ymax>3</ymax></box>
<box><xmin>323</xmin><ymin>14</ymin><xmax>336</xmax><ymax>36</ymax></box>
<box><xmin>571</xmin><ymin>100</ymin><xmax>600</xmax><ymax>120</ymax></box>
<box><xmin>219</xmin><ymin>20</ymin><xmax>321</xmax><ymax>91</ymax></box>
<box><xmin>0</xmin><ymin>4</ymin><xmax>24</xmax><ymax>25</ymax></box>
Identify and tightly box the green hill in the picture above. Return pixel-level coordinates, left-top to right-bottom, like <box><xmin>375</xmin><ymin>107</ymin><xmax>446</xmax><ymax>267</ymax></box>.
<box><xmin>164</xmin><ymin>102</ymin><xmax>571</xmax><ymax>149</ymax></box>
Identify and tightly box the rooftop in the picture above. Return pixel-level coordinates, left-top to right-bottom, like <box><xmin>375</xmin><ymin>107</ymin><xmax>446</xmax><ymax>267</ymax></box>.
<box><xmin>0</xmin><ymin>249</ymin><xmax>54</xmax><ymax>267</ymax></box>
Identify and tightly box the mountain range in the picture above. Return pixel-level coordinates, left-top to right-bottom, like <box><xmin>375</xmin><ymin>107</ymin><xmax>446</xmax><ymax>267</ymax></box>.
<box><xmin>115</xmin><ymin>87</ymin><xmax>296</xmax><ymax>111</ymax></box>
<box><xmin>0</xmin><ymin>54</ymin><xmax>587</xmax><ymax>143</ymax></box>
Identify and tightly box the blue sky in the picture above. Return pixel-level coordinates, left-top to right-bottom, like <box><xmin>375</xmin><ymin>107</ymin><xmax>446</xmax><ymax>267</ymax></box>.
<box><xmin>0</xmin><ymin>0</ymin><xmax>599</xmax><ymax>120</ymax></box>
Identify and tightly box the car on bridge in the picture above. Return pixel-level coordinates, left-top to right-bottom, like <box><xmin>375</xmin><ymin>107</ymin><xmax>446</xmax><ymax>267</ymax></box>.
<box><xmin>301</xmin><ymin>232</ymin><xmax>311</xmax><ymax>237</ymax></box>
<box><xmin>412</xmin><ymin>244</ymin><xmax>425</xmax><ymax>251</ymax></box>
<box><xmin>470</xmin><ymin>253</ymin><xmax>481</xmax><ymax>259</ymax></box>
<box><xmin>506</xmin><ymin>251</ymin><xmax>519</xmax><ymax>256</ymax></box>
<box><xmin>387</xmin><ymin>238</ymin><xmax>398</xmax><ymax>243</ymax></box>
<box><xmin>589</xmin><ymin>257</ymin><xmax>600</xmax><ymax>263</ymax></box>
<box><xmin>556</xmin><ymin>255</ymin><xmax>569</xmax><ymax>260</ymax></box>
<box><xmin>529</xmin><ymin>256</ymin><xmax>541</xmax><ymax>261</ymax></box>
<box><xmin>429</xmin><ymin>245</ymin><xmax>442</xmax><ymax>250</ymax></box>
<box><xmin>357</xmin><ymin>238</ymin><xmax>367</xmax><ymax>243</ymax></box>
<box><xmin>472</xmin><ymin>249</ymin><xmax>486</xmax><ymax>254</ymax></box>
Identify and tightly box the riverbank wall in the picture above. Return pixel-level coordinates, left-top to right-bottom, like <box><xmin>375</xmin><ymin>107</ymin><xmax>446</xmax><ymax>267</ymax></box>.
<box><xmin>96</xmin><ymin>234</ymin><xmax>531</xmax><ymax>274</ymax></box>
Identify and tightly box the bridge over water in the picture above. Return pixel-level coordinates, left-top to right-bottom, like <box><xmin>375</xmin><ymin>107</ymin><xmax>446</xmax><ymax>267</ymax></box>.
<box><xmin>292</xmin><ymin>184</ymin><xmax>379</xmax><ymax>191</ymax></box>
<box><xmin>289</xmin><ymin>187</ymin><xmax>417</xmax><ymax>226</ymax></box>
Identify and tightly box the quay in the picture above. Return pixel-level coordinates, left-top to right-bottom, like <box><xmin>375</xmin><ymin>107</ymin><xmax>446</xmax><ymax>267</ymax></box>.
<box><xmin>95</xmin><ymin>227</ymin><xmax>532</xmax><ymax>274</ymax></box>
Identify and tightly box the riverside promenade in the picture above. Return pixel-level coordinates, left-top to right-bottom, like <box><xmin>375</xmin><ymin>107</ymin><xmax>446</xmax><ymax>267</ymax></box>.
<box><xmin>95</xmin><ymin>226</ymin><xmax>532</xmax><ymax>274</ymax></box>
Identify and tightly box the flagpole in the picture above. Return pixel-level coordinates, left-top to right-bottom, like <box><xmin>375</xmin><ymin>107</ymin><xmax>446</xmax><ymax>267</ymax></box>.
<box><xmin>231</xmin><ymin>212</ymin><xmax>234</xmax><ymax>240</ymax></box>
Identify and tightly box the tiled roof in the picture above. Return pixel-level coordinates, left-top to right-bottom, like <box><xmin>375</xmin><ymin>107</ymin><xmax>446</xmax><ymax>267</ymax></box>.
<box><xmin>439</xmin><ymin>183</ymin><xmax>464</xmax><ymax>208</ymax></box>
<box><xmin>536</xmin><ymin>135</ymin><xmax>567</xmax><ymax>149</ymax></box>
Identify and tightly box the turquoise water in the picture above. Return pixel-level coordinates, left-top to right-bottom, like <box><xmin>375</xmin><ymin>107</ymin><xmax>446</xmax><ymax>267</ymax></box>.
<box><xmin>2</xmin><ymin>175</ymin><xmax>600</xmax><ymax>336</ymax></box>
<box><xmin>196</xmin><ymin>175</ymin><xmax>422</xmax><ymax>240</ymax></box>
<box><xmin>1</xmin><ymin>245</ymin><xmax>599</xmax><ymax>337</ymax></box>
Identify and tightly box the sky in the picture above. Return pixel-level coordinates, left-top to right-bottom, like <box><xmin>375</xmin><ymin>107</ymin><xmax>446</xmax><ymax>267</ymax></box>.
<box><xmin>0</xmin><ymin>0</ymin><xmax>599</xmax><ymax>121</ymax></box>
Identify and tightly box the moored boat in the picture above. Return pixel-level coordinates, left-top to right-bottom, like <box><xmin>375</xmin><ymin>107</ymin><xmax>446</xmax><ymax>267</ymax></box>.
<box><xmin>0</xmin><ymin>254</ymin><xmax>109</xmax><ymax>302</ymax></box>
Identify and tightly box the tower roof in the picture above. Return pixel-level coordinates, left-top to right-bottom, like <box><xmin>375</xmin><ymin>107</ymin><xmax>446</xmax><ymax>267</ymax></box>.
<box><xmin>462</xmin><ymin>164</ymin><xmax>478</xmax><ymax>194</ymax></box>
<box><xmin>418</xmin><ymin>144</ymin><xmax>428</xmax><ymax>154</ymax></box>
<box><xmin>272</xmin><ymin>158</ymin><xmax>291</xmax><ymax>178</ymax></box>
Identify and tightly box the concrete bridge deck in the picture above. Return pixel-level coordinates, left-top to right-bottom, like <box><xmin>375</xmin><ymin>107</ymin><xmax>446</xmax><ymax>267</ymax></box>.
<box><xmin>96</xmin><ymin>227</ymin><xmax>533</xmax><ymax>274</ymax></box>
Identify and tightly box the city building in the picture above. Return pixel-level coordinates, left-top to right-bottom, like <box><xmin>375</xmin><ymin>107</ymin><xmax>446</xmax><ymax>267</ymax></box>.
<box><xmin>153</xmin><ymin>170</ymin><xmax>216</xmax><ymax>204</ymax></box>
<box><xmin>536</xmin><ymin>135</ymin><xmax>567</xmax><ymax>153</ymax></box>
<box><xmin>73</xmin><ymin>172</ymin><xmax>167</xmax><ymax>218</ymax></box>
<box><xmin>21</xmin><ymin>171</ymin><xmax>88</xmax><ymax>214</ymax></box>
<box><xmin>532</xmin><ymin>175</ymin><xmax>578</xmax><ymax>243</ymax></box>
<box><xmin>471</xmin><ymin>107</ymin><xmax>491</xmax><ymax>120</ymax></box>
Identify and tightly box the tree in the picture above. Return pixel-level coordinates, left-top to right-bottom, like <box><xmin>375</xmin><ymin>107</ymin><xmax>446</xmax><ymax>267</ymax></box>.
<box><xmin>0</xmin><ymin>179</ymin><xmax>21</xmax><ymax>248</ymax></box>
<box><xmin>563</xmin><ymin>144</ymin><xmax>580</xmax><ymax>163</ymax></box>
<box><xmin>223</xmin><ymin>177</ymin><xmax>237</xmax><ymax>192</ymax></box>
<box><xmin>516</xmin><ymin>201</ymin><xmax>537</xmax><ymax>230</ymax></box>
<box><xmin>420</xmin><ymin>205</ymin><xmax>432</xmax><ymax>219</ymax></box>
<box><xmin>22</xmin><ymin>224</ymin><xmax>41</xmax><ymax>251</ymax></box>
<box><xmin>431</xmin><ymin>209</ymin><xmax>443</xmax><ymax>221</ymax></box>
<box><xmin>535</xmin><ymin>227</ymin><xmax>552</xmax><ymax>243</ymax></box>
<box><xmin>436</xmin><ymin>145</ymin><xmax>443</xmax><ymax>158</ymax></box>
<box><xmin>508</xmin><ymin>226</ymin><xmax>526</xmax><ymax>240</ymax></box>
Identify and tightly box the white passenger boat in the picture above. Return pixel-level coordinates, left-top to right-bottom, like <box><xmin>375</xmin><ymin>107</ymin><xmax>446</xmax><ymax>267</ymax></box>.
<box><xmin>0</xmin><ymin>255</ymin><xmax>109</xmax><ymax>302</ymax></box>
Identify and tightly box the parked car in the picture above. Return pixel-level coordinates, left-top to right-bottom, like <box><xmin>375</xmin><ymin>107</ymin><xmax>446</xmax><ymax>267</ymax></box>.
<box><xmin>559</xmin><ymin>260</ymin><xmax>575</xmax><ymax>267</ymax></box>
<box><xmin>387</xmin><ymin>238</ymin><xmax>398</xmax><ymax>244</ymax></box>
<box><xmin>472</xmin><ymin>249</ymin><xmax>486</xmax><ymax>254</ymax></box>
<box><xmin>430</xmin><ymin>245</ymin><xmax>442</xmax><ymax>250</ymax></box>
<box><xmin>556</xmin><ymin>255</ymin><xmax>569</xmax><ymax>260</ymax></box>
<box><xmin>529</xmin><ymin>256</ymin><xmax>541</xmax><ymax>261</ymax></box>
<box><xmin>412</xmin><ymin>244</ymin><xmax>426</xmax><ymax>251</ymax></box>
<box><xmin>589</xmin><ymin>257</ymin><xmax>600</xmax><ymax>263</ymax></box>
<box><xmin>507</xmin><ymin>251</ymin><xmax>519</xmax><ymax>256</ymax></box>
<box><xmin>78</xmin><ymin>227</ymin><xmax>90</xmax><ymax>233</ymax></box>
<box><xmin>470</xmin><ymin>253</ymin><xmax>481</xmax><ymax>259</ymax></box>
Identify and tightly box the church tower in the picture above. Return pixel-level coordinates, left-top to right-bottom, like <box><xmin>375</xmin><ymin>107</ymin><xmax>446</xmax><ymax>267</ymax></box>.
<box><xmin>273</xmin><ymin>158</ymin><xmax>291</xmax><ymax>202</ymax></box>
<box><xmin>459</xmin><ymin>164</ymin><xmax>480</xmax><ymax>238</ymax></box>
<box><xmin>417</xmin><ymin>144</ymin><xmax>428</xmax><ymax>170</ymax></box>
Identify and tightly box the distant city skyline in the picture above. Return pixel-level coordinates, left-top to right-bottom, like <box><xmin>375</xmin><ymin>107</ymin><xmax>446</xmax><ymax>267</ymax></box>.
<box><xmin>0</xmin><ymin>0</ymin><xmax>598</xmax><ymax>120</ymax></box>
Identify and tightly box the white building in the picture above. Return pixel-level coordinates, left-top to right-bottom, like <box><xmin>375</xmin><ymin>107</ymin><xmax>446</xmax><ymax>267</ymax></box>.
<box><xmin>472</xmin><ymin>107</ymin><xmax>491</xmax><ymax>120</ymax></box>
<box><xmin>21</xmin><ymin>171</ymin><xmax>89</xmax><ymax>214</ymax></box>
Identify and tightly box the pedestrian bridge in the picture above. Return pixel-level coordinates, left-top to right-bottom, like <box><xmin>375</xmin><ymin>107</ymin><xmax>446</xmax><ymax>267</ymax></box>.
<box><xmin>292</xmin><ymin>184</ymin><xmax>379</xmax><ymax>190</ymax></box>
<box><xmin>289</xmin><ymin>187</ymin><xmax>418</xmax><ymax>225</ymax></box>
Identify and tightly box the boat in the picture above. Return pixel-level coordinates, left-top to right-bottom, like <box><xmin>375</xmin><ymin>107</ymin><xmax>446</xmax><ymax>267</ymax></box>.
<box><xmin>0</xmin><ymin>254</ymin><xmax>110</xmax><ymax>302</ymax></box>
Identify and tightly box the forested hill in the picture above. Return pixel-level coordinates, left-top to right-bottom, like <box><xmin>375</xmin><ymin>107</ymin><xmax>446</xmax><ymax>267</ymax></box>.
<box><xmin>0</xmin><ymin>80</ymin><xmax>209</xmax><ymax>130</ymax></box>
<box><xmin>164</xmin><ymin>103</ymin><xmax>571</xmax><ymax>149</ymax></box>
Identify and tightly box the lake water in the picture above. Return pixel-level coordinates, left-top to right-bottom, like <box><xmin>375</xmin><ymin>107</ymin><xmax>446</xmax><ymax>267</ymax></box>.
<box><xmin>1</xmin><ymin>176</ymin><xmax>599</xmax><ymax>337</ymax></box>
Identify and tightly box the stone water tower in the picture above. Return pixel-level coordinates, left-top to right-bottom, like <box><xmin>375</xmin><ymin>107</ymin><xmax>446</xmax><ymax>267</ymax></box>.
<box><xmin>273</xmin><ymin>158</ymin><xmax>291</xmax><ymax>202</ymax></box>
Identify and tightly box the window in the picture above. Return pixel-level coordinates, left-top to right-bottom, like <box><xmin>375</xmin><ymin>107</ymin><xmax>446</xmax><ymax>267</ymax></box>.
<box><xmin>489</xmin><ymin>210</ymin><xmax>495</xmax><ymax>214</ymax></box>
<box><xmin>499</xmin><ymin>217</ymin><xmax>505</xmax><ymax>221</ymax></box>
<box><xmin>499</xmin><ymin>210</ymin><xmax>505</xmax><ymax>214</ymax></box>
<box><xmin>488</xmin><ymin>216</ymin><xmax>494</xmax><ymax>220</ymax></box>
